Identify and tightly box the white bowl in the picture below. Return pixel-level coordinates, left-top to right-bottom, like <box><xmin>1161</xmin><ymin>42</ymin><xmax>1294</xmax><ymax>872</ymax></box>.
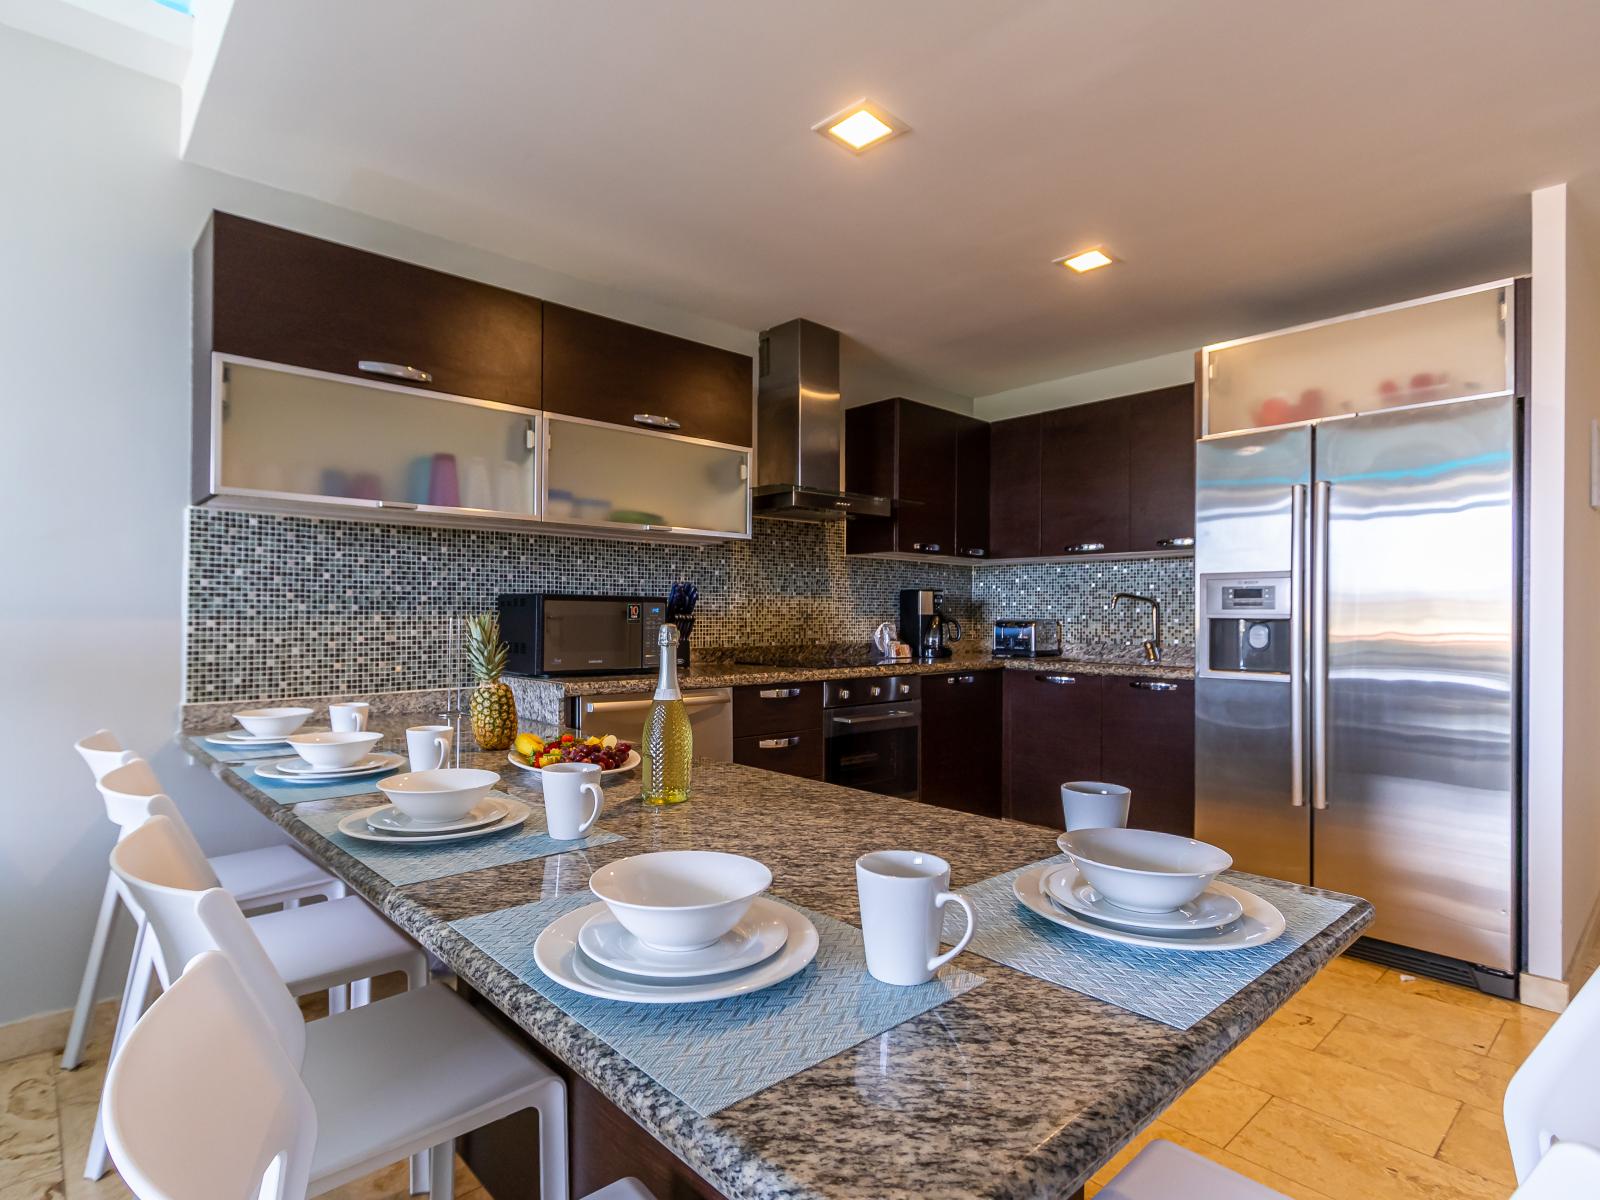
<box><xmin>589</xmin><ymin>851</ymin><xmax>772</xmax><ymax>952</ymax></box>
<box><xmin>377</xmin><ymin>768</ymin><xmax>500</xmax><ymax>824</ymax></box>
<box><xmin>1055</xmin><ymin>827</ymin><xmax>1232</xmax><ymax>913</ymax></box>
<box><xmin>286</xmin><ymin>730</ymin><xmax>383</xmax><ymax>769</ymax></box>
<box><xmin>234</xmin><ymin>707</ymin><xmax>314</xmax><ymax>737</ymax></box>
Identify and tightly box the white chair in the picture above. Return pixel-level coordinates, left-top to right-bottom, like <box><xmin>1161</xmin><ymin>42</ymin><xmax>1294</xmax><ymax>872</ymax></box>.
<box><xmin>1096</xmin><ymin>1138</ymin><xmax>1289</xmax><ymax>1200</ymax></box>
<box><xmin>86</xmin><ymin>811</ymin><xmax>428</xmax><ymax>1182</ymax></box>
<box><xmin>62</xmin><ymin>732</ymin><xmax>344</xmax><ymax>1072</ymax></box>
<box><xmin>1505</xmin><ymin>964</ymin><xmax>1600</xmax><ymax>1181</ymax></box>
<box><xmin>1511</xmin><ymin>1141</ymin><xmax>1600</xmax><ymax>1197</ymax></box>
<box><xmin>104</xmin><ymin>901</ymin><xmax>571</xmax><ymax>1199</ymax></box>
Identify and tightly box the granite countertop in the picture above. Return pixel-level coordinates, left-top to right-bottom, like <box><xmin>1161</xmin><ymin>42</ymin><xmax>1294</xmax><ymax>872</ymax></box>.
<box><xmin>184</xmin><ymin>715</ymin><xmax>1368</xmax><ymax>1200</ymax></box>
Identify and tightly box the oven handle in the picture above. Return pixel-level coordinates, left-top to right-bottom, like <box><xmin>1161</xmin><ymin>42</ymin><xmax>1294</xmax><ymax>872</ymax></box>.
<box><xmin>830</xmin><ymin>709</ymin><xmax>917</xmax><ymax>726</ymax></box>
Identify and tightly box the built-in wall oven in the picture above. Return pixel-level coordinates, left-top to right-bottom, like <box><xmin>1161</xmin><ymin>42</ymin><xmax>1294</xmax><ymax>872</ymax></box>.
<box><xmin>823</xmin><ymin>676</ymin><xmax>920</xmax><ymax>799</ymax></box>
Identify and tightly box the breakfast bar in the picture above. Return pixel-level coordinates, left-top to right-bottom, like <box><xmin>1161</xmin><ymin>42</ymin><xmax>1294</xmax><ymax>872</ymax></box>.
<box><xmin>183</xmin><ymin>713</ymin><xmax>1372</xmax><ymax>1200</ymax></box>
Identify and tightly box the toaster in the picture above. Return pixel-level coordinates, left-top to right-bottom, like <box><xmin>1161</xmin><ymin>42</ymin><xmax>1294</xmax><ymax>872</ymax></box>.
<box><xmin>992</xmin><ymin>619</ymin><xmax>1062</xmax><ymax>658</ymax></box>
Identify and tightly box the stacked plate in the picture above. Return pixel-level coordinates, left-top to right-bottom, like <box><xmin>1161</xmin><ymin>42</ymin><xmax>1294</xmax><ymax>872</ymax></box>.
<box><xmin>253</xmin><ymin>753</ymin><xmax>405</xmax><ymax>784</ymax></box>
<box><xmin>202</xmin><ymin>728</ymin><xmax>329</xmax><ymax>749</ymax></box>
<box><xmin>337</xmin><ymin>795</ymin><xmax>531</xmax><ymax>844</ymax></box>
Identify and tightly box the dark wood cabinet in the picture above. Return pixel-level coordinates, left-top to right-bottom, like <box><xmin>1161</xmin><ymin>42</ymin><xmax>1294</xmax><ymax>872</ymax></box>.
<box><xmin>1099</xmin><ymin>676</ymin><xmax>1196</xmax><ymax>835</ymax></box>
<box><xmin>1002</xmin><ymin>671</ymin><xmax>1103</xmax><ymax>828</ymax></box>
<box><xmin>955</xmin><ymin>420</ymin><xmax>991</xmax><ymax>559</ymax></box>
<box><xmin>1039</xmin><ymin>399</ymin><xmax>1130</xmax><ymax>556</ymax></box>
<box><xmin>921</xmin><ymin>670</ymin><xmax>1002</xmax><ymax>816</ymax></box>
<box><xmin>732</xmin><ymin>683</ymin><xmax>823</xmax><ymax>737</ymax></box>
<box><xmin>987</xmin><ymin>414</ymin><xmax>1042</xmax><ymax>559</ymax></box>
<box><xmin>845</xmin><ymin>398</ymin><xmax>986</xmax><ymax>558</ymax></box>
<box><xmin>198</xmin><ymin>212</ymin><xmax>542</xmax><ymax>408</ymax></box>
<box><xmin>1126</xmin><ymin>385</ymin><xmax>1197</xmax><ymax>552</ymax></box>
<box><xmin>733</xmin><ymin>731</ymin><xmax>825</xmax><ymax>780</ymax></box>
<box><xmin>542</xmin><ymin>303</ymin><xmax>752</xmax><ymax>447</ymax></box>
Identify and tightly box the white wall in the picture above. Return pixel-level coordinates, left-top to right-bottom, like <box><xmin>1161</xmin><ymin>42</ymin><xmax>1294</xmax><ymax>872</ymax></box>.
<box><xmin>973</xmin><ymin>350</ymin><xmax>1195</xmax><ymax>420</ymax></box>
<box><xmin>0</xmin><ymin>23</ymin><xmax>757</xmax><ymax>1028</ymax></box>
<box><xmin>840</xmin><ymin>335</ymin><xmax>974</xmax><ymax>415</ymax></box>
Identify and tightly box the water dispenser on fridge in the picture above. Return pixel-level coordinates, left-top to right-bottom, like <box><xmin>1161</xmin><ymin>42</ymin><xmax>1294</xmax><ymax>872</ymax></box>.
<box><xmin>1200</xmin><ymin>573</ymin><xmax>1291</xmax><ymax>676</ymax></box>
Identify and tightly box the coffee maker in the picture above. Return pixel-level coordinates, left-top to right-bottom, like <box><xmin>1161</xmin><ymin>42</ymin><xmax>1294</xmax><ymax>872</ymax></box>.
<box><xmin>898</xmin><ymin>589</ymin><xmax>963</xmax><ymax>661</ymax></box>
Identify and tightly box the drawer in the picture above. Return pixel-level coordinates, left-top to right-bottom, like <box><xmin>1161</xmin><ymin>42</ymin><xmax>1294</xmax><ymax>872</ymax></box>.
<box><xmin>733</xmin><ymin>731</ymin><xmax>825</xmax><ymax>780</ymax></box>
<box><xmin>732</xmin><ymin>682</ymin><xmax>823</xmax><ymax>738</ymax></box>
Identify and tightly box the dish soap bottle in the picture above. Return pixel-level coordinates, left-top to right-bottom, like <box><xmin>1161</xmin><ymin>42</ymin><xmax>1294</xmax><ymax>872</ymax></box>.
<box><xmin>641</xmin><ymin>624</ymin><xmax>692</xmax><ymax>805</ymax></box>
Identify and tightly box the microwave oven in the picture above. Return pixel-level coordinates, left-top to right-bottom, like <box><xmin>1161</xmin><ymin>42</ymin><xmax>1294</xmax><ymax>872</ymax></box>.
<box><xmin>498</xmin><ymin>594</ymin><xmax>667</xmax><ymax>677</ymax></box>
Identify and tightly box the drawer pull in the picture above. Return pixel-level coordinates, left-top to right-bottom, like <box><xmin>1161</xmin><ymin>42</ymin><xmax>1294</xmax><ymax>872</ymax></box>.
<box><xmin>1156</xmin><ymin>537</ymin><xmax>1195</xmax><ymax>549</ymax></box>
<box><xmin>911</xmin><ymin>542</ymin><xmax>943</xmax><ymax>554</ymax></box>
<box><xmin>757</xmin><ymin>737</ymin><xmax>799</xmax><ymax>750</ymax></box>
<box><xmin>375</xmin><ymin>500</ymin><xmax>418</xmax><ymax>510</ymax></box>
<box><xmin>1037</xmin><ymin>674</ymin><xmax>1077</xmax><ymax>685</ymax></box>
<box><xmin>358</xmin><ymin>360</ymin><xmax>433</xmax><ymax>383</ymax></box>
<box><xmin>963</xmin><ymin>548</ymin><xmax>987</xmax><ymax>557</ymax></box>
<box><xmin>1063</xmin><ymin>542</ymin><xmax>1106</xmax><ymax>554</ymax></box>
<box><xmin>960</xmin><ymin>674</ymin><xmax>977</xmax><ymax>684</ymax></box>
<box><xmin>1130</xmin><ymin>680</ymin><xmax>1180</xmax><ymax>692</ymax></box>
<box><xmin>633</xmin><ymin>413</ymin><xmax>682</xmax><ymax>430</ymax></box>
<box><xmin>758</xmin><ymin>687</ymin><xmax>802</xmax><ymax>699</ymax></box>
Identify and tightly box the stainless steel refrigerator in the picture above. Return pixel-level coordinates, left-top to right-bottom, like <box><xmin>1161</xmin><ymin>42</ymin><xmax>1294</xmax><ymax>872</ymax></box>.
<box><xmin>1194</xmin><ymin>393</ymin><xmax>1518</xmax><ymax>988</ymax></box>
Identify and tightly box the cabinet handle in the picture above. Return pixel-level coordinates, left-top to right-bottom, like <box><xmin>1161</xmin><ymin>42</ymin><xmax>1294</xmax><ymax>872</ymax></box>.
<box><xmin>758</xmin><ymin>688</ymin><xmax>802</xmax><ymax>699</ymax></box>
<box><xmin>525</xmin><ymin>420</ymin><xmax>536</xmax><ymax>451</ymax></box>
<box><xmin>757</xmin><ymin>736</ymin><xmax>799</xmax><ymax>750</ymax></box>
<box><xmin>1155</xmin><ymin>537</ymin><xmax>1195</xmax><ymax>548</ymax></box>
<box><xmin>1130</xmin><ymin>680</ymin><xmax>1179</xmax><ymax>692</ymax></box>
<box><xmin>358</xmin><ymin>360</ymin><xmax>433</xmax><ymax>383</ymax></box>
<box><xmin>963</xmin><ymin>548</ymin><xmax>987</xmax><ymax>557</ymax></box>
<box><xmin>633</xmin><ymin>413</ymin><xmax>682</xmax><ymax>430</ymax></box>
<box><xmin>960</xmin><ymin>674</ymin><xmax>977</xmax><ymax>684</ymax></box>
<box><xmin>1037</xmin><ymin>674</ymin><xmax>1077</xmax><ymax>685</ymax></box>
<box><xmin>1063</xmin><ymin>542</ymin><xmax>1106</xmax><ymax>554</ymax></box>
<box><xmin>375</xmin><ymin>500</ymin><xmax>418</xmax><ymax>510</ymax></box>
<box><xmin>911</xmin><ymin>542</ymin><xmax>943</xmax><ymax>553</ymax></box>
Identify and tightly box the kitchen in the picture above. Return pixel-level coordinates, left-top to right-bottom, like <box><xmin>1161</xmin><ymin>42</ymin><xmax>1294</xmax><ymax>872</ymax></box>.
<box><xmin>5</xmin><ymin>4</ymin><xmax>1600</xmax><ymax>1200</ymax></box>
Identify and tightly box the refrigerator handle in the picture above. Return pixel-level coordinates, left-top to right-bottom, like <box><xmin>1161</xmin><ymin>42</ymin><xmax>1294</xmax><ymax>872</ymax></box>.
<box><xmin>1311</xmin><ymin>480</ymin><xmax>1332</xmax><ymax>810</ymax></box>
<box><xmin>1290</xmin><ymin>484</ymin><xmax>1308</xmax><ymax>808</ymax></box>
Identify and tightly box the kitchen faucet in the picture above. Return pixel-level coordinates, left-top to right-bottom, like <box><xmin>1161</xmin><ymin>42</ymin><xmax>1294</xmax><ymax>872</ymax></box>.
<box><xmin>1113</xmin><ymin>593</ymin><xmax>1162</xmax><ymax>663</ymax></box>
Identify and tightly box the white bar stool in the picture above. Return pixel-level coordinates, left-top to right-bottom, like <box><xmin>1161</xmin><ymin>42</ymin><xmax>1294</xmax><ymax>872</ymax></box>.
<box><xmin>1511</xmin><ymin>1141</ymin><xmax>1600</xmax><ymax>1197</ymax></box>
<box><xmin>62</xmin><ymin>732</ymin><xmax>344</xmax><ymax>1072</ymax></box>
<box><xmin>1505</xmin><ymin>961</ymin><xmax>1600</xmax><ymax>1181</ymax></box>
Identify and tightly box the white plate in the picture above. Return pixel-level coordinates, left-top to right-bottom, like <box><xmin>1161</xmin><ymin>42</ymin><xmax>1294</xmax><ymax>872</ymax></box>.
<box><xmin>1043</xmin><ymin>863</ymin><xmax>1246</xmax><ymax>932</ymax></box>
<box><xmin>507</xmin><ymin>747</ymin><xmax>641</xmax><ymax>782</ymax></box>
<box><xmin>1012</xmin><ymin>864</ymin><xmax>1286</xmax><ymax>952</ymax></box>
<box><xmin>577</xmin><ymin>896</ymin><xmax>790</xmax><ymax>979</ymax></box>
<box><xmin>277</xmin><ymin>753</ymin><xmax>395</xmax><ymax>777</ymax></box>
<box><xmin>535</xmin><ymin>900</ymin><xmax>818</xmax><ymax>1003</ymax></box>
<box><xmin>336</xmin><ymin>797</ymin><xmax>530</xmax><ymax>844</ymax></box>
<box><xmin>366</xmin><ymin>798</ymin><xmax>510</xmax><ymax>836</ymax></box>
<box><xmin>253</xmin><ymin>753</ymin><xmax>405</xmax><ymax>784</ymax></box>
<box><xmin>204</xmin><ymin>728</ymin><xmax>329</xmax><ymax>747</ymax></box>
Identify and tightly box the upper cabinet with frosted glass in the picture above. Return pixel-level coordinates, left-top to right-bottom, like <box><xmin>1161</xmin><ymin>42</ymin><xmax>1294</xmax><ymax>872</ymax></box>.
<box><xmin>1200</xmin><ymin>280</ymin><xmax>1517</xmax><ymax>438</ymax></box>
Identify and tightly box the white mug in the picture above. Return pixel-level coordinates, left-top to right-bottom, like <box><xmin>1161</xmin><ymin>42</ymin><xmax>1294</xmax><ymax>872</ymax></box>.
<box><xmin>1060</xmin><ymin>782</ymin><xmax>1131</xmax><ymax>831</ymax></box>
<box><xmin>855</xmin><ymin>850</ymin><xmax>975</xmax><ymax>986</ymax></box>
<box><xmin>540</xmin><ymin>762</ymin><xmax>603</xmax><ymax>840</ymax></box>
<box><xmin>405</xmin><ymin>725</ymin><xmax>454</xmax><ymax>772</ymax></box>
<box><xmin>329</xmin><ymin>702</ymin><xmax>370</xmax><ymax>733</ymax></box>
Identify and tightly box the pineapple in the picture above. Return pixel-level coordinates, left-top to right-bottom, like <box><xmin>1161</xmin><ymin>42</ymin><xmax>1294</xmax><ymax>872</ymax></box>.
<box><xmin>465</xmin><ymin>613</ymin><xmax>518</xmax><ymax>751</ymax></box>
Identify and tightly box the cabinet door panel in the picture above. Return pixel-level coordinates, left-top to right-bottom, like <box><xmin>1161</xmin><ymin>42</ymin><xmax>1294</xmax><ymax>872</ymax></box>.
<box><xmin>543</xmin><ymin>303</ymin><xmax>753</xmax><ymax>446</ymax></box>
<box><xmin>732</xmin><ymin>684</ymin><xmax>824</xmax><ymax>738</ymax></box>
<box><xmin>1099</xmin><ymin>676</ymin><xmax>1195</xmax><ymax>835</ymax></box>
<box><xmin>1127</xmin><ymin>385</ymin><xmax>1197</xmax><ymax>552</ymax></box>
<box><xmin>896</xmin><ymin>401</ymin><xmax>962</xmax><ymax>554</ymax></box>
<box><xmin>1003</xmin><ymin>672</ymin><xmax>1102</xmax><ymax>828</ymax></box>
<box><xmin>922</xmin><ymin>670</ymin><xmax>1001</xmax><ymax>816</ymax></box>
<box><xmin>733</xmin><ymin>731</ymin><xmax>825</xmax><ymax>780</ymax></box>
<box><xmin>955</xmin><ymin>419</ymin><xmax>991</xmax><ymax>559</ymax></box>
<box><xmin>1040</xmin><ymin>400</ymin><xmax>1130</xmax><ymax>554</ymax></box>
<box><xmin>989</xmin><ymin>415</ymin><xmax>1042</xmax><ymax>559</ymax></box>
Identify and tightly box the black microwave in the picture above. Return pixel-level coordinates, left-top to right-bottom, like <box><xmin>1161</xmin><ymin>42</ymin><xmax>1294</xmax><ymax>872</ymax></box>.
<box><xmin>498</xmin><ymin>594</ymin><xmax>666</xmax><ymax>677</ymax></box>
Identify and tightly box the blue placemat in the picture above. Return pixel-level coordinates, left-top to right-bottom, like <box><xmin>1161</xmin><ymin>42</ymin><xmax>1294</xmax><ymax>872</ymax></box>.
<box><xmin>452</xmin><ymin>892</ymin><xmax>984</xmax><ymax>1116</ymax></box>
<box><xmin>296</xmin><ymin>796</ymin><xmax>622</xmax><ymax>885</ymax></box>
<box><xmin>190</xmin><ymin>736</ymin><xmax>301</xmax><ymax>764</ymax></box>
<box><xmin>944</xmin><ymin>856</ymin><xmax>1352</xmax><ymax>1030</ymax></box>
<box><xmin>228</xmin><ymin>761</ymin><xmax>401</xmax><ymax>805</ymax></box>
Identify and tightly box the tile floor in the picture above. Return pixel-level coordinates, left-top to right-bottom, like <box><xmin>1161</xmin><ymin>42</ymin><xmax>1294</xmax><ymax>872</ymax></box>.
<box><xmin>0</xmin><ymin>955</ymin><xmax>1553</xmax><ymax>1200</ymax></box>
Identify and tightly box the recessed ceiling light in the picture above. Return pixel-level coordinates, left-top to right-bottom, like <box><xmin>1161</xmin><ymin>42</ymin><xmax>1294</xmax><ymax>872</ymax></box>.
<box><xmin>1056</xmin><ymin>248</ymin><xmax>1116</xmax><ymax>273</ymax></box>
<box><xmin>813</xmin><ymin>99</ymin><xmax>909</xmax><ymax>153</ymax></box>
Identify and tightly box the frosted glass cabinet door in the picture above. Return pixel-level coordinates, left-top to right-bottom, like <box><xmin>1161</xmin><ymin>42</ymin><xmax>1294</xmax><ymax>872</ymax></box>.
<box><xmin>1204</xmin><ymin>284</ymin><xmax>1511</xmax><ymax>436</ymax></box>
<box><xmin>543</xmin><ymin>416</ymin><xmax>750</xmax><ymax>537</ymax></box>
<box><xmin>218</xmin><ymin>360</ymin><xmax>538</xmax><ymax>516</ymax></box>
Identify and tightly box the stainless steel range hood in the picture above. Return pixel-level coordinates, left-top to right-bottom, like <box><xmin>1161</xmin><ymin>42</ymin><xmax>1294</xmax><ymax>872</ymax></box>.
<box><xmin>752</xmin><ymin>319</ymin><xmax>891</xmax><ymax>521</ymax></box>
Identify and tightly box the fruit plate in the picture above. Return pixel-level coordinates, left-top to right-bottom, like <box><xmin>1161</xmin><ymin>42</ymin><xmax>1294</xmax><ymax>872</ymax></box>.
<box><xmin>507</xmin><ymin>747</ymin><xmax>641</xmax><ymax>781</ymax></box>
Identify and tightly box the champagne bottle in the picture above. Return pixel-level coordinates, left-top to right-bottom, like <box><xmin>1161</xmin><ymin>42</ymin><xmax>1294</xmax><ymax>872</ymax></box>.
<box><xmin>641</xmin><ymin>625</ymin><xmax>692</xmax><ymax>805</ymax></box>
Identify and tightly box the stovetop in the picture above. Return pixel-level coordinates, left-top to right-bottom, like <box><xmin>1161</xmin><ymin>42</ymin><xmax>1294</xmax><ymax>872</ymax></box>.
<box><xmin>733</xmin><ymin>646</ymin><xmax>938</xmax><ymax>671</ymax></box>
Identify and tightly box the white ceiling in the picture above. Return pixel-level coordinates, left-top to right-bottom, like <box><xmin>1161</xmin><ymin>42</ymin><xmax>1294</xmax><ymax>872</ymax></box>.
<box><xmin>182</xmin><ymin>0</ymin><xmax>1600</xmax><ymax>398</ymax></box>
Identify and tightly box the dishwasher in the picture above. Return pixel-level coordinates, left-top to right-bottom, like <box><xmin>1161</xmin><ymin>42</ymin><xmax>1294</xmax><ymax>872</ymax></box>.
<box><xmin>570</xmin><ymin>687</ymin><xmax>734</xmax><ymax>761</ymax></box>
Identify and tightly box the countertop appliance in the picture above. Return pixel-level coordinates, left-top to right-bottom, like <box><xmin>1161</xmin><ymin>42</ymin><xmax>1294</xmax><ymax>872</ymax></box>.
<box><xmin>572</xmin><ymin>687</ymin><xmax>733</xmax><ymax>761</ymax></box>
<box><xmin>499</xmin><ymin>594</ymin><xmax>666</xmax><ymax>677</ymax></box>
<box><xmin>751</xmin><ymin>319</ymin><xmax>893</xmax><ymax>521</ymax></box>
<box><xmin>1194</xmin><ymin>392</ymin><xmax>1518</xmax><ymax>995</ymax></box>
<box><xmin>992</xmin><ymin>619</ymin><xmax>1062</xmax><ymax>658</ymax></box>
<box><xmin>823</xmin><ymin>676</ymin><xmax>920</xmax><ymax>799</ymax></box>
<box><xmin>899</xmin><ymin>589</ymin><xmax>961</xmax><ymax>660</ymax></box>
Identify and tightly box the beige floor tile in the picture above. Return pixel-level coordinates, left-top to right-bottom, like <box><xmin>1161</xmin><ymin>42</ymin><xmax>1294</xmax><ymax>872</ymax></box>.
<box><xmin>1160</xmin><ymin>1071</ymin><xmax>1270</xmax><ymax>1146</ymax></box>
<box><xmin>0</xmin><ymin>1055</ymin><xmax>62</xmax><ymax>1192</ymax></box>
<box><xmin>1215</xmin><ymin>1029</ymin><xmax>1461</xmax><ymax>1154</ymax></box>
<box><xmin>1325</xmin><ymin>954</ymin><xmax>1386</xmax><ymax>983</ymax></box>
<box><xmin>1262</xmin><ymin>993</ymin><xmax>1346</xmax><ymax>1050</ymax></box>
<box><xmin>0</xmin><ymin>1178</ymin><xmax>65</xmax><ymax>1200</ymax></box>
<box><xmin>316</xmin><ymin>1154</ymin><xmax>481</xmax><ymax>1199</ymax></box>
<box><xmin>1300</xmin><ymin>972</ymin><xmax>1504</xmax><ymax>1053</ymax></box>
<box><xmin>1086</xmin><ymin>1119</ymin><xmax>1334</xmax><ymax>1200</ymax></box>
<box><xmin>1376</xmin><ymin>970</ymin><xmax>1559</xmax><ymax>1029</ymax></box>
<box><xmin>1487</xmin><ymin>1017</ymin><xmax>1551</xmax><ymax>1067</ymax></box>
<box><xmin>1230</xmin><ymin>1098</ymin><xmax>1505</xmax><ymax>1200</ymax></box>
<box><xmin>1436</xmin><ymin>1103</ymin><xmax>1516</xmax><ymax>1188</ymax></box>
<box><xmin>1316</xmin><ymin>1015</ymin><xmax>1516</xmax><ymax>1114</ymax></box>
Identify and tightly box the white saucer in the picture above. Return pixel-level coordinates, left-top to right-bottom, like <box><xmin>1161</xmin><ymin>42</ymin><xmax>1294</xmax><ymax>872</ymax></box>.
<box><xmin>507</xmin><ymin>748</ymin><xmax>641</xmax><ymax>783</ymax></box>
<box><xmin>1043</xmin><ymin>863</ymin><xmax>1246</xmax><ymax>932</ymax></box>
<box><xmin>577</xmin><ymin>897</ymin><xmax>790</xmax><ymax>979</ymax></box>
<box><xmin>253</xmin><ymin>753</ymin><xmax>405</xmax><ymax>783</ymax></box>
<box><xmin>205</xmin><ymin>728</ymin><xmax>328</xmax><ymax>747</ymax></box>
<box><xmin>337</xmin><ymin>797</ymin><xmax>530</xmax><ymax>844</ymax></box>
<box><xmin>278</xmin><ymin>753</ymin><xmax>393</xmax><ymax>777</ymax></box>
<box><xmin>366</xmin><ymin>798</ymin><xmax>510</xmax><ymax>836</ymax></box>
<box><xmin>1012</xmin><ymin>863</ymin><xmax>1286</xmax><ymax>952</ymax></box>
<box><xmin>535</xmin><ymin>900</ymin><xmax>818</xmax><ymax>1003</ymax></box>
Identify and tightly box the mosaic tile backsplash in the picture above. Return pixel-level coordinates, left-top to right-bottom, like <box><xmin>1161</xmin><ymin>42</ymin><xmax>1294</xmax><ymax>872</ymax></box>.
<box><xmin>185</xmin><ymin>507</ymin><xmax>1192</xmax><ymax>703</ymax></box>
